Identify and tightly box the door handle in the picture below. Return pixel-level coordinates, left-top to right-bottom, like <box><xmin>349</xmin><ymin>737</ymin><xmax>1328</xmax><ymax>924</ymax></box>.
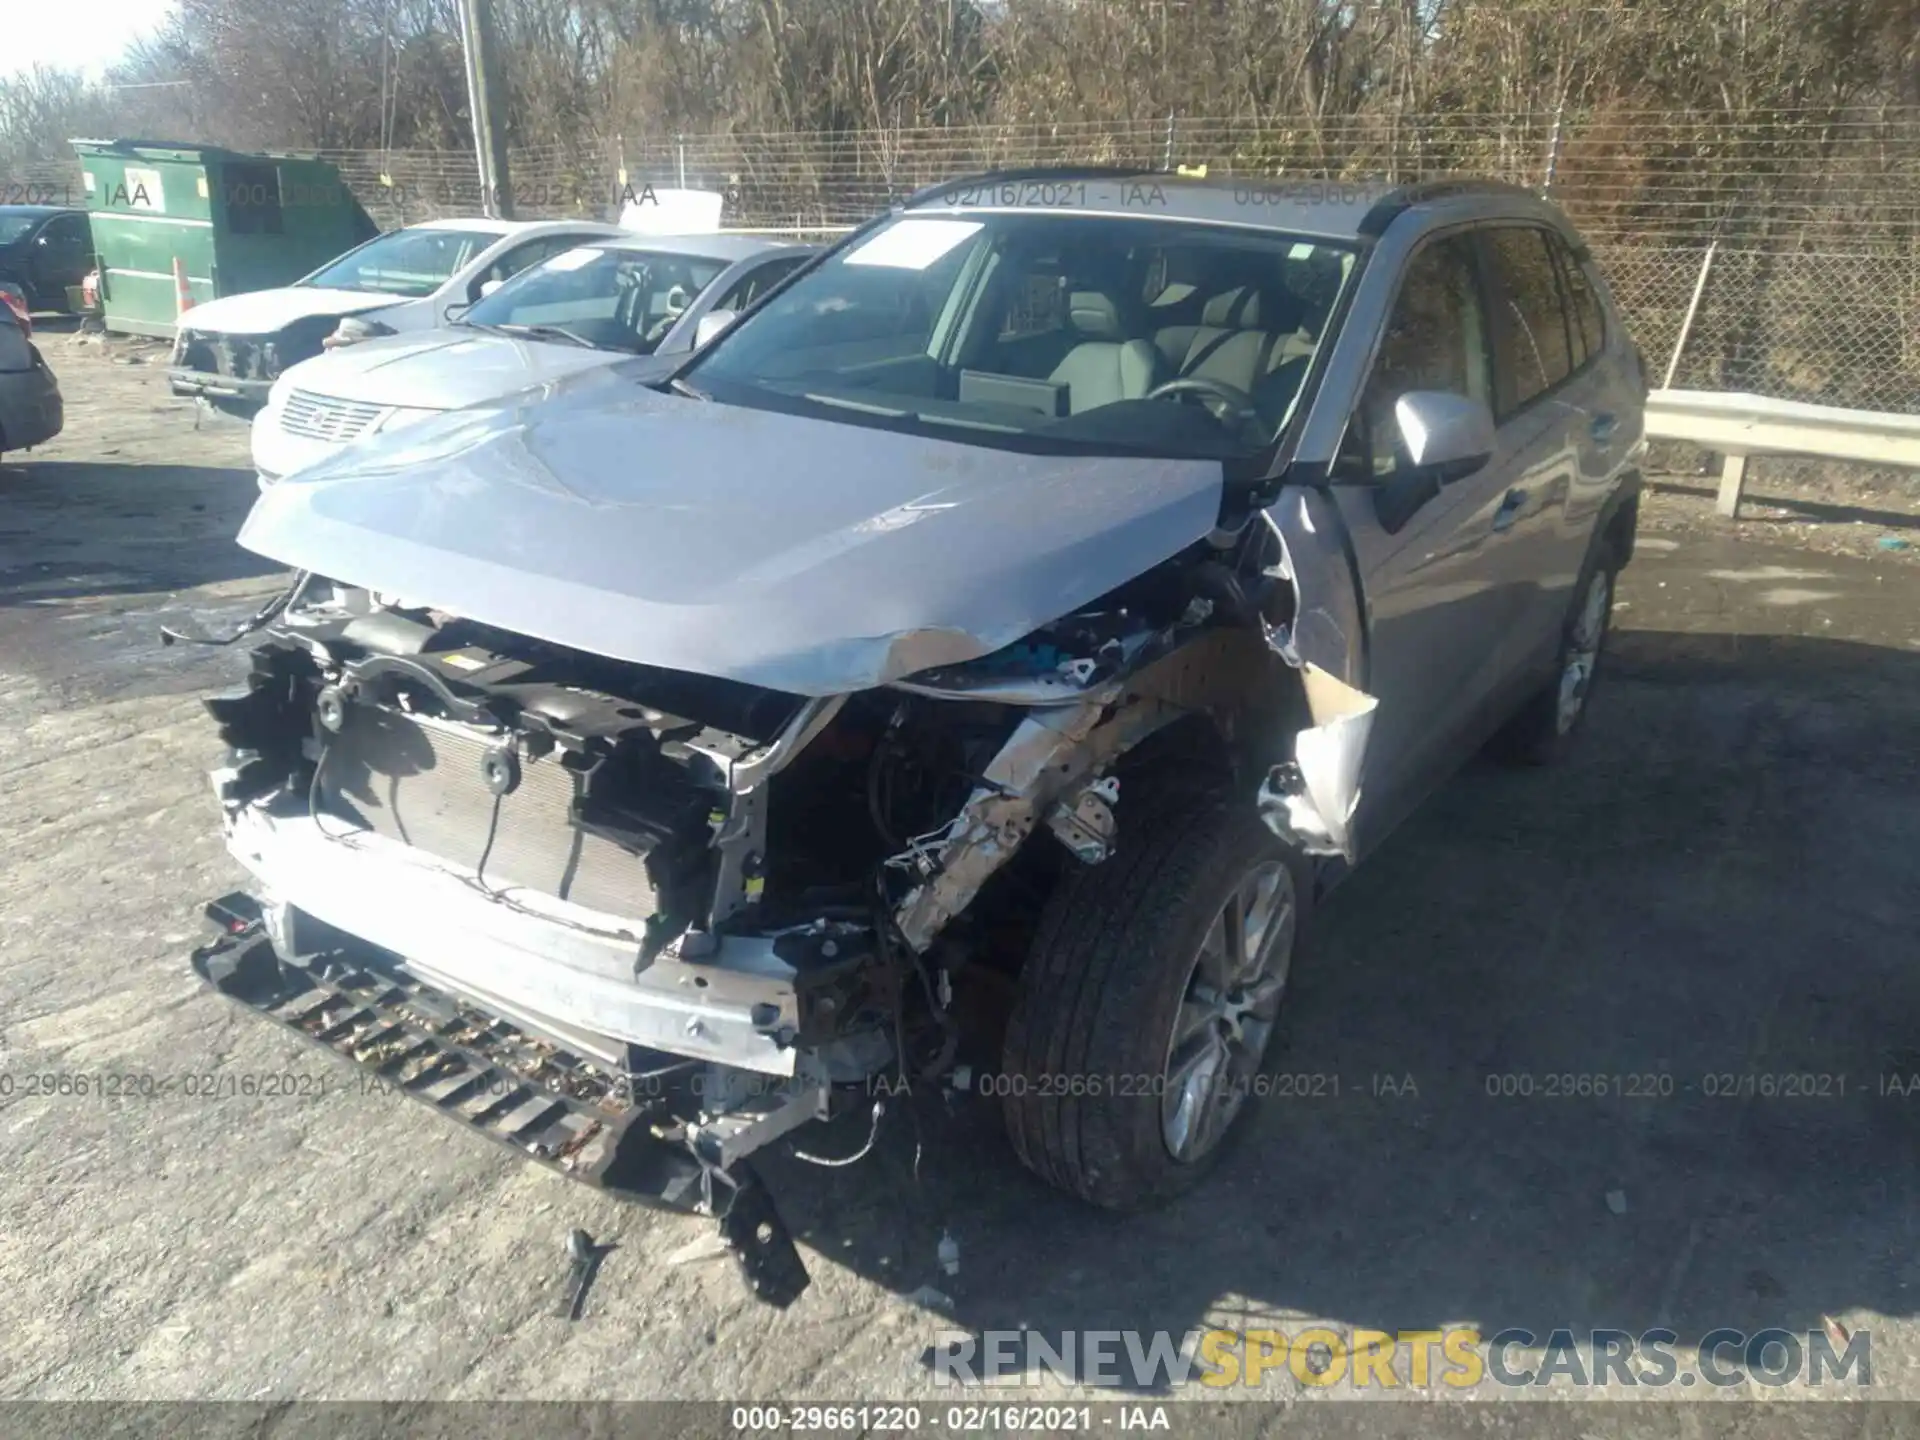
<box><xmin>1492</xmin><ymin>487</ymin><xmax>1527</xmax><ymax>532</ymax></box>
<box><xmin>1591</xmin><ymin>413</ymin><xmax>1618</xmax><ymax>445</ymax></box>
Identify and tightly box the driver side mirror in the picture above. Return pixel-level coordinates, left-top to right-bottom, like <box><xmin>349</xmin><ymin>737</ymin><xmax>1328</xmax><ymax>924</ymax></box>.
<box><xmin>477</xmin><ymin>278</ymin><xmax>505</xmax><ymax>299</ymax></box>
<box><xmin>1392</xmin><ymin>390</ymin><xmax>1495</xmax><ymax>483</ymax></box>
<box><xmin>694</xmin><ymin>308</ymin><xmax>739</xmax><ymax>349</ymax></box>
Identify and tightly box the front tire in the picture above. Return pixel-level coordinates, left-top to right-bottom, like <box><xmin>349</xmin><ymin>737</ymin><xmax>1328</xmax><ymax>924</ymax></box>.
<box><xmin>1001</xmin><ymin>784</ymin><xmax>1310</xmax><ymax>1209</ymax></box>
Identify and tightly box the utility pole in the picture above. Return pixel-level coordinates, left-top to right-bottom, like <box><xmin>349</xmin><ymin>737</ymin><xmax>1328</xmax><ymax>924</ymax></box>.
<box><xmin>457</xmin><ymin>0</ymin><xmax>513</xmax><ymax>218</ymax></box>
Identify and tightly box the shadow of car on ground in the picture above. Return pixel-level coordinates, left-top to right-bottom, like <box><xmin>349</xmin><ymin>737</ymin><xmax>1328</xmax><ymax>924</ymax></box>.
<box><xmin>740</xmin><ymin>626</ymin><xmax>1920</xmax><ymax>1387</ymax></box>
<box><xmin>0</xmin><ymin>460</ymin><xmax>279</xmax><ymax>607</ymax></box>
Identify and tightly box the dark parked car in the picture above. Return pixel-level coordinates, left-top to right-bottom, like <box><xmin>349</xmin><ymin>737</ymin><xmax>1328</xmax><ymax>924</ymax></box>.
<box><xmin>0</xmin><ymin>299</ymin><xmax>63</xmax><ymax>459</ymax></box>
<box><xmin>0</xmin><ymin>206</ymin><xmax>94</xmax><ymax>312</ymax></box>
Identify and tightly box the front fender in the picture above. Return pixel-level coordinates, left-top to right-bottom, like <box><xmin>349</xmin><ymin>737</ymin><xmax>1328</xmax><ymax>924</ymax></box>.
<box><xmin>1254</xmin><ymin>485</ymin><xmax>1376</xmax><ymax>862</ymax></box>
<box><xmin>1262</xmin><ymin>484</ymin><xmax>1368</xmax><ymax>689</ymax></box>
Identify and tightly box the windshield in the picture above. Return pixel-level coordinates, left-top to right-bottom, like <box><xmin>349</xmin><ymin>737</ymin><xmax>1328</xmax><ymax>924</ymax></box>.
<box><xmin>684</xmin><ymin>210</ymin><xmax>1356</xmax><ymax>459</ymax></box>
<box><xmin>463</xmin><ymin>245</ymin><xmax>729</xmax><ymax>353</ymax></box>
<box><xmin>0</xmin><ymin>215</ymin><xmax>42</xmax><ymax>246</ymax></box>
<box><xmin>303</xmin><ymin>227</ymin><xmax>493</xmax><ymax>298</ymax></box>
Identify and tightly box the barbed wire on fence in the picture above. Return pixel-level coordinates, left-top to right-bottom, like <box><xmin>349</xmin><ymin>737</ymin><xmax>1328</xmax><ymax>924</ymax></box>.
<box><xmin>14</xmin><ymin>107</ymin><xmax>1919</xmax><ymax>413</ymax></box>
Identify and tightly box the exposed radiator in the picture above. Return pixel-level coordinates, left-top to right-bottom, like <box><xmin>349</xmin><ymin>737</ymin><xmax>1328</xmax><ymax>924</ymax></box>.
<box><xmin>316</xmin><ymin>704</ymin><xmax>659</xmax><ymax>920</ymax></box>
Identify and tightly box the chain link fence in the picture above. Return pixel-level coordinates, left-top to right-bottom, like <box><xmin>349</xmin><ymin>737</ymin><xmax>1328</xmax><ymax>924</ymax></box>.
<box><xmin>26</xmin><ymin>109</ymin><xmax>1920</xmax><ymax>413</ymax></box>
<box><xmin>1600</xmin><ymin>246</ymin><xmax>1920</xmax><ymax>409</ymax></box>
<box><xmin>312</xmin><ymin>115</ymin><xmax>1599</xmax><ymax>233</ymax></box>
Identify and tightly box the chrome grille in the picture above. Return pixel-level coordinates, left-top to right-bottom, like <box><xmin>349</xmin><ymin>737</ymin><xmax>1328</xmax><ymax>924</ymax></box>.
<box><xmin>316</xmin><ymin>706</ymin><xmax>661</xmax><ymax>920</ymax></box>
<box><xmin>280</xmin><ymin>389</ymin><xmax>385</xmax><ymax>443</ymax></box>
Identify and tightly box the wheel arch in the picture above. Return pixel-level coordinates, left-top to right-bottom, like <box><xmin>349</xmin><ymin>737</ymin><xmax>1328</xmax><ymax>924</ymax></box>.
<box><xmin>1598</xmin><ymin>469</ymin><xmax>1643</xmax><ymax>570</ymax></box>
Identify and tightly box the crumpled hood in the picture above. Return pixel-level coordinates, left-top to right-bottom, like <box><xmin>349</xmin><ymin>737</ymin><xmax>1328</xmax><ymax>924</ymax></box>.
<box><xmin>236</xmin><ymin>375</ymin><xmax>1226</xmax><ymax>695</ymax></box>
<box><xmin>276</xmin><ymin>328</ymin><xmax>631</xmax><ymax>410</ymax></box>
<box><xmin>180</xmin><ymin>287</ymin><xmax>396</xmax><ymax>336</ymax></box>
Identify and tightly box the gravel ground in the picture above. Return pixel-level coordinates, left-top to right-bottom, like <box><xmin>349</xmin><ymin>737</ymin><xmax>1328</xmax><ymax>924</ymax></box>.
<box><xmin>1641</xmin><ymin>445</ymin><xmax>1920</xmax><ymax>566</ymax></box>
<box><xmin>4</xmin><ymin>334</ymin><xmax>1920</xmax><ymax>1424</ymax></box>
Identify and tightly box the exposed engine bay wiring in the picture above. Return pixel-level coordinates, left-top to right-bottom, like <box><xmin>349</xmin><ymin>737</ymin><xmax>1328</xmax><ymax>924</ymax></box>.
<box><xmin>162</xmin><ymin>570</ymin><xmax>313</xmax><ymax>648</ymax></box>
<box><xmin>873</xmin><ymin>874</ymin><xmax>960</xmax><ymax>1085</ymax></box>
<box><xmin>790</xmin><ymin>1099</ymin><xmax>886</xmax><ymax>1167</ymax></box>
<box><xmin>307</xmin><ymin>739</ymin><xmax>349</xmax><ymax>843</ymax></box>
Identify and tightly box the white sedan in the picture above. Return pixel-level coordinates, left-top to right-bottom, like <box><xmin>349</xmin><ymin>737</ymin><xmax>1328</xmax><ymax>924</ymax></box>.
<box><xmin>170</xmin><ymin>217</ymin><xmax>623</xmax><ymax>415</ymax></box>
<box><xmin>252</xmin><ymin>232</ymin><xmax>812</xmax><ymax>485</ymax></box>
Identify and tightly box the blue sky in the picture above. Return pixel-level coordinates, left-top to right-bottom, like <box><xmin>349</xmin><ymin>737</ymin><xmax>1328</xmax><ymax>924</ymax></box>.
<box><xmin>10</xmin><ymin>0</ymin><xmax>177</xmax><ymax>79</ymax></box>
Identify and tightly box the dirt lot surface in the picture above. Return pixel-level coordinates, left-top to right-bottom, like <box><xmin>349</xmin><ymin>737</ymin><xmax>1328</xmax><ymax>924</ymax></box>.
<box><xmin>4</xmin><ymin>335</ymin><xmax>1920</xmax><ymax>1421</ymax></box>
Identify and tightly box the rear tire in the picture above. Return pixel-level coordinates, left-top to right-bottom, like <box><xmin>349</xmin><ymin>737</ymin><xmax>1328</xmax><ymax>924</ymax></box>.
<box><xmin>1489</xmin><ymin>545</ymin><xmax>1617</xmax><ymax>767</ymax></box>
<box><xmin>1001</xmin><ymin>783</ymin><xmax>1311</xmax><ymax>1209</ymax></box>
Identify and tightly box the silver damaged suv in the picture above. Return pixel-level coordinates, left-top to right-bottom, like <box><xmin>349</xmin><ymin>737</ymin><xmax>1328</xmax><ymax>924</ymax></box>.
<box><xmin>190</xmin><ymin>172</ymin><xmax>1647</xmax><ymax>1305</ymax></box>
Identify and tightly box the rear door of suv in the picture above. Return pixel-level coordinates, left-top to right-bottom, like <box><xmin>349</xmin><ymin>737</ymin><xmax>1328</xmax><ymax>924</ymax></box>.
<box><xmin>1473</xmin><ymin>223</ymin><xmax>1618</xmax><ymax>688</ymax></box>
<box><xmin>1547</xmin><ymin>230</ymin><xmax>1642</xmax><ymax>567</ymax></box>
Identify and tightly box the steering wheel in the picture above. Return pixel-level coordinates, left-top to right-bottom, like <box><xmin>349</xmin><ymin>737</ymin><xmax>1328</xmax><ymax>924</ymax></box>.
<box><xmin>641</xmin><ymin>284</ymin><xmax>695</xmax><ymax>346</ymax></box>
<box><xmin>1145</xmin><ymin>375</ymin><xmax>1261</xmax><ymax>425</ymax></box>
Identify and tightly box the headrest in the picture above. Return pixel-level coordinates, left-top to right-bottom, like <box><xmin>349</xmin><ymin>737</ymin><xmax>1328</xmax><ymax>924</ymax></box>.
<box><xmin>1285</xmin><ymin>252</ymin><xmax>1346</xmax><ymax>318</ymax></box>
<box><xmin>1147</xmin><ymin>280</ymin><xmax>1198</xmax><ymax>310</ymax></box>
<box><xmin>1202</xmin><ymin>286</ymin><xmax>1262</xmax><ymax>328</ymax></box>
<box><xmin>1067</xmin><ymin>291</ymin><xmax>1126</xmax><ymax>341</ymax></box>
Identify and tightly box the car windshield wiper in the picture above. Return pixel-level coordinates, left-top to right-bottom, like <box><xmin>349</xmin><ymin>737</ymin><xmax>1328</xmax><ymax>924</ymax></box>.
<box><xmin>491</xmin><ymin>323</ymin><xmax>596</xmax><ymax>349</ymax></box>
<box><xmin>668</xmin><ymin>376</ymin><xmax>710</xmax><ymax>400</ymax></box>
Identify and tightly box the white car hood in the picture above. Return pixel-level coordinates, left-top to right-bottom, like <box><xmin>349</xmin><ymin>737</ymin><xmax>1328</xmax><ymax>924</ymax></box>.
<box><xmin>181</xmin><ymin>287</ymin><xmax>398</xmax><ymax>335</ymax></box>
<box><xmin>278</xmin><ymin>329</ymin><xmax>626</xmax><ymax>410</ymax></box>
<box><xmin>236</xmin><ymin>375</ymin><xmax>1227</xmax><ymax>695</ymax></box>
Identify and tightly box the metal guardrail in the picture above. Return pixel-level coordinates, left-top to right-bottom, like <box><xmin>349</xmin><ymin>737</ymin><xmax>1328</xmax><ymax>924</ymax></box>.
<box><xmin>1645</xmin><ymin>388</ymin><xmax>1920</xmax><ymax>518</ymax></box>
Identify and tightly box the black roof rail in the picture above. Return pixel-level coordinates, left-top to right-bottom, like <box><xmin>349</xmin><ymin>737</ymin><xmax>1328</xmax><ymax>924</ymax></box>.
<box><xmin>1358</xmin><ymin>177</ymin><xmax>1549</xmax><ymax>236</ymax></box>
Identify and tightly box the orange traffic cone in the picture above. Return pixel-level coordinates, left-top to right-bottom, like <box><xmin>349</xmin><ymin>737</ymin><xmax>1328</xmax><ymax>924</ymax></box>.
<box><xmin>172</xmin><ymin>256</ymin><xmax>194</xmax><ymax>317</ymax></box>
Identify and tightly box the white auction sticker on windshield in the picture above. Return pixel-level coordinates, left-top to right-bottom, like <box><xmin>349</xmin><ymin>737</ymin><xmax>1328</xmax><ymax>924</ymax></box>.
<box><xmin>844</xmin><ymin>219</ymin><xmax>983</xmax><ymax>270</ymax></box>
<box><xmin>544</xmin><ymin>247</ymin><xmax>604</xmax><ymax>271</ymax></box>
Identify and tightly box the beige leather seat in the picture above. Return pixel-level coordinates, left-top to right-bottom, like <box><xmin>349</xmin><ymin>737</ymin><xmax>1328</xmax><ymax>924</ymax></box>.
<box><xmin>1152</xmin><ymin>285</ymin><xmax>1264</xmax><ymax>372</ymax></box>
<box><xmin>1154</xmin><ymin>285</ymin><xmax>1319</xmax><ymax>425</ymax></box>
<box><xmin>1047</xmin><ymin>292</ymin><xmax>1161</xmax><ymax>414</ymax></box>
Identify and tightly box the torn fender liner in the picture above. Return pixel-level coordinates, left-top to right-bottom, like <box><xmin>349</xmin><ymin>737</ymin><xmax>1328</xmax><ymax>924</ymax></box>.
<box><xmin>234</xmin><ymin>379</ymin><xmax>1225</xmax><ymax>695</ymax></box>
<box><xmin>1258</xmin><ymin>663</ymin><xmax>1377</xmax><ymax>860</ymax></box>
<box><xmin>189</xmin><ymin>900</ymin><xmax>809</xmax><ymax>1307</ymax></box>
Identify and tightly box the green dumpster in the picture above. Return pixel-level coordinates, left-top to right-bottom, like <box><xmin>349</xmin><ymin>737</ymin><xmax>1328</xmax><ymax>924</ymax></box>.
<box><xmin>70</xmin><ymin>139</ymin><xmax>379</xmax><ymax>337</ymax></box>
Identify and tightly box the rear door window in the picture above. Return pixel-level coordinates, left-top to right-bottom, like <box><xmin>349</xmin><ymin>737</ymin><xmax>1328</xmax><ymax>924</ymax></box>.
<box><xmin>1483</xmin><ymin>227</ymin><xmax>1574</xmax><ymax>416</ymax></box>
<box><xmin>41</xmin><ymin>214</ymin><xmax>90</xmax><ymax>258</ymax></box>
